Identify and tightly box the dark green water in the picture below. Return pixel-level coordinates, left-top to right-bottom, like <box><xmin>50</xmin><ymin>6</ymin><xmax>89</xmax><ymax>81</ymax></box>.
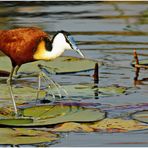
<box><xmin>0</xmin><ymin>1</ymin><xmax>148</xmax><ymax>147</ymax></box>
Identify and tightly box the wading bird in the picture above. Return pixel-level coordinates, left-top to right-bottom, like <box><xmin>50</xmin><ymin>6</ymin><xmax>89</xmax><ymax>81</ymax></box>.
<box><xmin>0</xmin><ymin>27</ymin><xmax>84</xmax><ymax>115</ymax></box>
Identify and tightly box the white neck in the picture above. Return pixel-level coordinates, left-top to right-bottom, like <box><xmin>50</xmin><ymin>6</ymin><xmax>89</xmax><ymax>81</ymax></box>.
<box><xmin>49</xmin><ymin>33</ymin><xmax>71</xmax><ymax>59</ymax></box>
<box><xmin>34</xmin><ymin>33</ymin><xmax>71</xmax><ymax>60</ymax></box>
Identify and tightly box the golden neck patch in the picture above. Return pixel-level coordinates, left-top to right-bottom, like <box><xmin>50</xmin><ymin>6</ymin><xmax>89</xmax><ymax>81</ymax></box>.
<box><xmin>33</xmin><ymin>40</ymin><xmax>49</xmax><ymax>60</ymax></box>
<box><xmin>33</xmin><ymin>35</ymin><xmax>67</xmax><ymax>61</ymax></box>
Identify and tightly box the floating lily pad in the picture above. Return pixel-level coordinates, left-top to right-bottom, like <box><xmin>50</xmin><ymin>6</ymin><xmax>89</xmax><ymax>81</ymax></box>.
<box><xmin>49</xmin><ymin>84</ymin><xmax>127</xmax><ymax>99</ymax></box>
<box><xmin>131</xmin><ymin>110</ymin><xmax>148</xmax><ymax>124</ymax></box>
<box><xmin>90</xmin><ymin>118</ymin><xmax>148</xmax><ymax>132</ymax></box>
<box><xmin>96</xmin><ymin>85</ymin><xmax>126</xmax><ymax>95</ymax></box>
<box><xmin>0</xmin><ymin>56</ymin><xmax>101</xmax><ymax>74</ymax></box>
<box><xmin>52</xmin><ymin>118</ymin><xmax>148</xmax><ymax>132</ymax></box>
<box><xmin>53</xmin><ymin>122</ymin><xmax>94</xmax><ymax>132</ymax></box>
<box><xmin>0</xmin><ymin>84</ymin><xmax>46</xmax><ymax>104</ymax></box>
<box><xmin>0</xmin><ymin>105</ymin><xmax>105</xmax><ymax>127</ymax></box>
<box><xmin>131</xmin><ymin>59</ymin><xmax>148</xmax><ymax>67</ymax></box>
<box><xmin>0</xmin><ymin>128</ymin><xmax>58</xmax><ymax>145</ymax></box>
<box><xmin>0</xmin><ymin>118</ymin><xmax>33</xmax><ymax>125</ymax></box>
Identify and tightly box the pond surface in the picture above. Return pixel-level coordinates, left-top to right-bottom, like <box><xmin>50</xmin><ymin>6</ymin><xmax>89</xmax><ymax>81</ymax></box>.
<box><xmin>0</xmin><ymin>1</ymin><xmax>148</xmax><ymax>147</ymax></box>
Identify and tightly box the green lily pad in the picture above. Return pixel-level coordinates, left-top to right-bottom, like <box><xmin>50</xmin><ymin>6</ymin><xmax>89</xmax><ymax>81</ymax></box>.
<box><xmin>0</xmin><ymin>56</ymin><xmax>101</xmax><ymax>74</ymax></box>
<box><xmin>0</xmin><ymin>105</ymin><xmax>105</xmax><ymax>127</ymax></box>
<box><xmin>0</xmin><ymin>84</ymin><xmax>46</xmax><ymax>104</ymax></box>
<box><xmin>131</xmin><ymin>110</ymin><xmax>148</xmax><ymax>124</ymax></box>
<box><xmin>0</xmin><ymin>118</ymin><xmax>33</xmax><ymax>125</ymax></box>
<box><xmin>98</xmin><ymin>85</ymin><xmax>126</xmax><ymax>95</ymax></box>
<box><xmin>49</xmin><ymin>84</ymin><xmax>127</xmax><ymax>99</ymax></box>
<box><xmin>131</xmin><ymin>59</ymin><xmax>148</xmax><ymax>67</ymax></box>
<box><xmin>0</xmin><ymin>128</ymin><xmax>58</xmax><ymax>145</ymax></box>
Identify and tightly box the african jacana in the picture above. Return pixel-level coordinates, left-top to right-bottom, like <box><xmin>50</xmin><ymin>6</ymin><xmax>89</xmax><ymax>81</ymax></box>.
<box><xmin>0</xmin><ymin>27</ymin><xmax>84</xmax><ymax>115</ymax></box>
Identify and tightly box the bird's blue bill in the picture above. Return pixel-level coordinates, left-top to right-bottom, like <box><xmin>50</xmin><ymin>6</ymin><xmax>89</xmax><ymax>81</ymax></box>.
<box><xmin>67</xmin><ymin>35</ymin><xmax>84</xmax><ymax>58</ymax></box>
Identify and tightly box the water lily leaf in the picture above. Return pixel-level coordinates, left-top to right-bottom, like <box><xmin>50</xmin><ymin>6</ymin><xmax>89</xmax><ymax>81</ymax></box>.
<box><xmin>0</xmin><ymin>105</ymin><xmax>105</xmax><ymax>127</ymax></box>
<box><xmin>98</xmin><ymin>85</ymin><xmax>126</xmax><ymax>95</ymax></box>
<box><xmin>131</xmin><ymin>59</ymin><xmax>148</xmax><ymax>67</ymax></box>
<box><xmin>131</xmin><ymin>110</ymin><xmax>148</xmax><ymax>124</ymax></box>
<box><xmin>50</xmin><ymin>84</ymin><xmax>127</xmax><ymax>99</ymax></box>
<box><xmin>0</xmin><ymin>56</ymin><xmax>101</xmax><ymax>74</ymax></box>
<box><xmin>0</xmin><ymin>83</ymin><xmax>46</xmax><ymax>105</ymax></box>
<box><xmin>90</xmin><ymin>118</ymin><xmax>148</xmax><ymax>132</ymax></box>
<box><xmin>0</xmin><ymin>118</ymin><xmax>33</xmax><ymax>125</ymax></box>
<box><xmin>0</xmin><ymin>128</ymin><xmax>58</xmax><ymax>145</ymax></box>
<box><xmin>23</xmin><ymin>105</ymin><xmax>105</xmax><ymax>126</ymax></box>
<box><xmin>23</xmin><ymin>105</ymin><xmax>74</xmax><ymax>118</ymax></box>
<box><xmin>53</xmin><ymin>118</ymin><xmax>148</xmax><ymax>133</ymax></box>
<box><xmin>53</xmin><ymin>122</ymin><xmax>94</xmax><ymax>132</ymax></box>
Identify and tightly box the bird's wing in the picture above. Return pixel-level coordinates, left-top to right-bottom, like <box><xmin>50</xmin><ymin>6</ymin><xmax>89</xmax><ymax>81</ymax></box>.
<box><xmin>0</xmin><ymin>27</ymin><xmax>51</xmax><ymax>65</ymax></box>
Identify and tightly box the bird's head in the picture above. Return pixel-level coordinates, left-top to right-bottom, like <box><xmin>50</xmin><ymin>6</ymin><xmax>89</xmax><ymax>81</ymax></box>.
<box><xmin>52</xmin><ymin>30</ymin><xmax>84</xmax><ymax>58</ymax></box>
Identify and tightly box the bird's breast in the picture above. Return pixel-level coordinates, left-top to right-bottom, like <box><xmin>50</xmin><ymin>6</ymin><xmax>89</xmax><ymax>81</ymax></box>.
<box><xmin>33</xmin><ymin>40</ymin><xmax>51</xmax><ymax>60</ymax></box>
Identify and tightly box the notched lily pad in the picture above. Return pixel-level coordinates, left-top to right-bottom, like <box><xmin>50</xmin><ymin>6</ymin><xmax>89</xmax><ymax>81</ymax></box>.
<box><xmin>0</xmin><ymin>56</ymin><xmax>102</xmax><ymax>74</ymax></box>
<box><xmin>0</xmin><ymin>104</ymin><xmax>105</xmax><ymax>127</ymax></box>
<box><xmin>131</xmin><ymin>110</ymin><xmax>148</xmax><ymax>124</ymax></box>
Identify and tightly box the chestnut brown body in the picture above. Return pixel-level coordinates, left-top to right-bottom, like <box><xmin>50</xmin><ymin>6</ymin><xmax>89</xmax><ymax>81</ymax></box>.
<box><xmin>0</xmin><ymin>27</ymin><xmax>50</xmax><ymax>67</ymax></box>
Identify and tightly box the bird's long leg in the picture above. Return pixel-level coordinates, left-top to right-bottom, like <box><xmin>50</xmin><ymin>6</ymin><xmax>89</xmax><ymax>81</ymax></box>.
<box><xmin>42</xmin><ymin>72</ymin><xmax>62</xmax><ymax>98</ymax></box>
<box><xmin>13</xmin><ymin>65</ymin><xmax>20</xmax><ymax>76</ymax></box>
<box><xmin>42</xmin><ymin>72</ymin><xmax>71</xmax><ymax>101</ymax></box>
<box><xmin>35</xmin><ymin>72</ymin><xmax>56</xmax><ymax>104</ymax></box>
<box><xmin>42</xmin><ymin>74</ymin><xmax>57</xmax><ymax>103</ymax></box>
<box><xmin>7</xmin><ymin>66</ymin><xmax>18</xmax><ymax>116</ymax></box>
<box><xmin>7</xmin><ymin>67</ymin><xmax>15</xmax><ymax>85</ymax></box>
<box><xmin>38</xmin><ymin>65</ymin><xmax>70</xmax><ymax>101</ymax></box>
<box><xmin>36</xmin><ymin>72</ymin><xmax>42</xmax><ymax>101</ymax></box>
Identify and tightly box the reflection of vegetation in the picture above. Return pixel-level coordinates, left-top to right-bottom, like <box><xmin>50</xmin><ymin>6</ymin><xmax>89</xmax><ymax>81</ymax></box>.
<box><xmin>0</xmin><ymin>5</ymin><xmax>16</xmax><ymax>29</ymax></box>
<box><xmin>134</xmin><ymin>67</ymin><xmax>148</xmax><ymax>86</ymax></box>
<box><xmin>132</xmin><ymin>50</ymin><xmax>148</xmax><ymax>86</ymax></box>
<box><xmin>0</xmin><ymin>17</ymin><xmax>13</xmax><ymax>30</ymax></box>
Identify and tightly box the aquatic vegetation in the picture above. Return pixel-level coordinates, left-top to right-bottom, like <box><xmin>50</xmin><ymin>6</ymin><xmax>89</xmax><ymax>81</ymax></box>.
<box><xmin>131</xmin><ymin>50</ymin><xmax>148</xmax><ymax>68</ymax></box>
<box><xmin>0</xmin><ymin>56</ymin><xmax>102</xmax><ymax>74</ymax></box>
<box><xmin>0</xmin><ymin>1</ymin><xmax>148</xmax><ymax>146</ymax></box>
<box><xmin>52</xmin><ymin>118</ymin><xmax>148</xmax><ymax>133</ymax></box>
<box><xmin>91</xmin><ymin>118</ymin><xmax>148</xmax><ymax>132</ymax></box>
<box><xmin>131</xmin><ymin>110</ymin><xmax>148</xmax><ymax>124</ymax></box>
<box><xmin>50</xmin><ymin>84</ymin><xmax>127</xmax><ymax>99</ymax></box>
<box><xmin>0</xmin><ymin>128</ymin><xmax>58</xmax><ymax>145</ymax></box>
<box><xmin>0</xmin><ymin>105</ymin><xmax>105</xmax><ymax>127</ymax></box>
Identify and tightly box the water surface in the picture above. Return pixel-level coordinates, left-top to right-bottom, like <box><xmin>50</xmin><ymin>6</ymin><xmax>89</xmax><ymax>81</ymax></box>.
<box><xmin>0</xmin><ymin>1</ymin><xmax>148</xmax><ymax>147</ymax></box>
